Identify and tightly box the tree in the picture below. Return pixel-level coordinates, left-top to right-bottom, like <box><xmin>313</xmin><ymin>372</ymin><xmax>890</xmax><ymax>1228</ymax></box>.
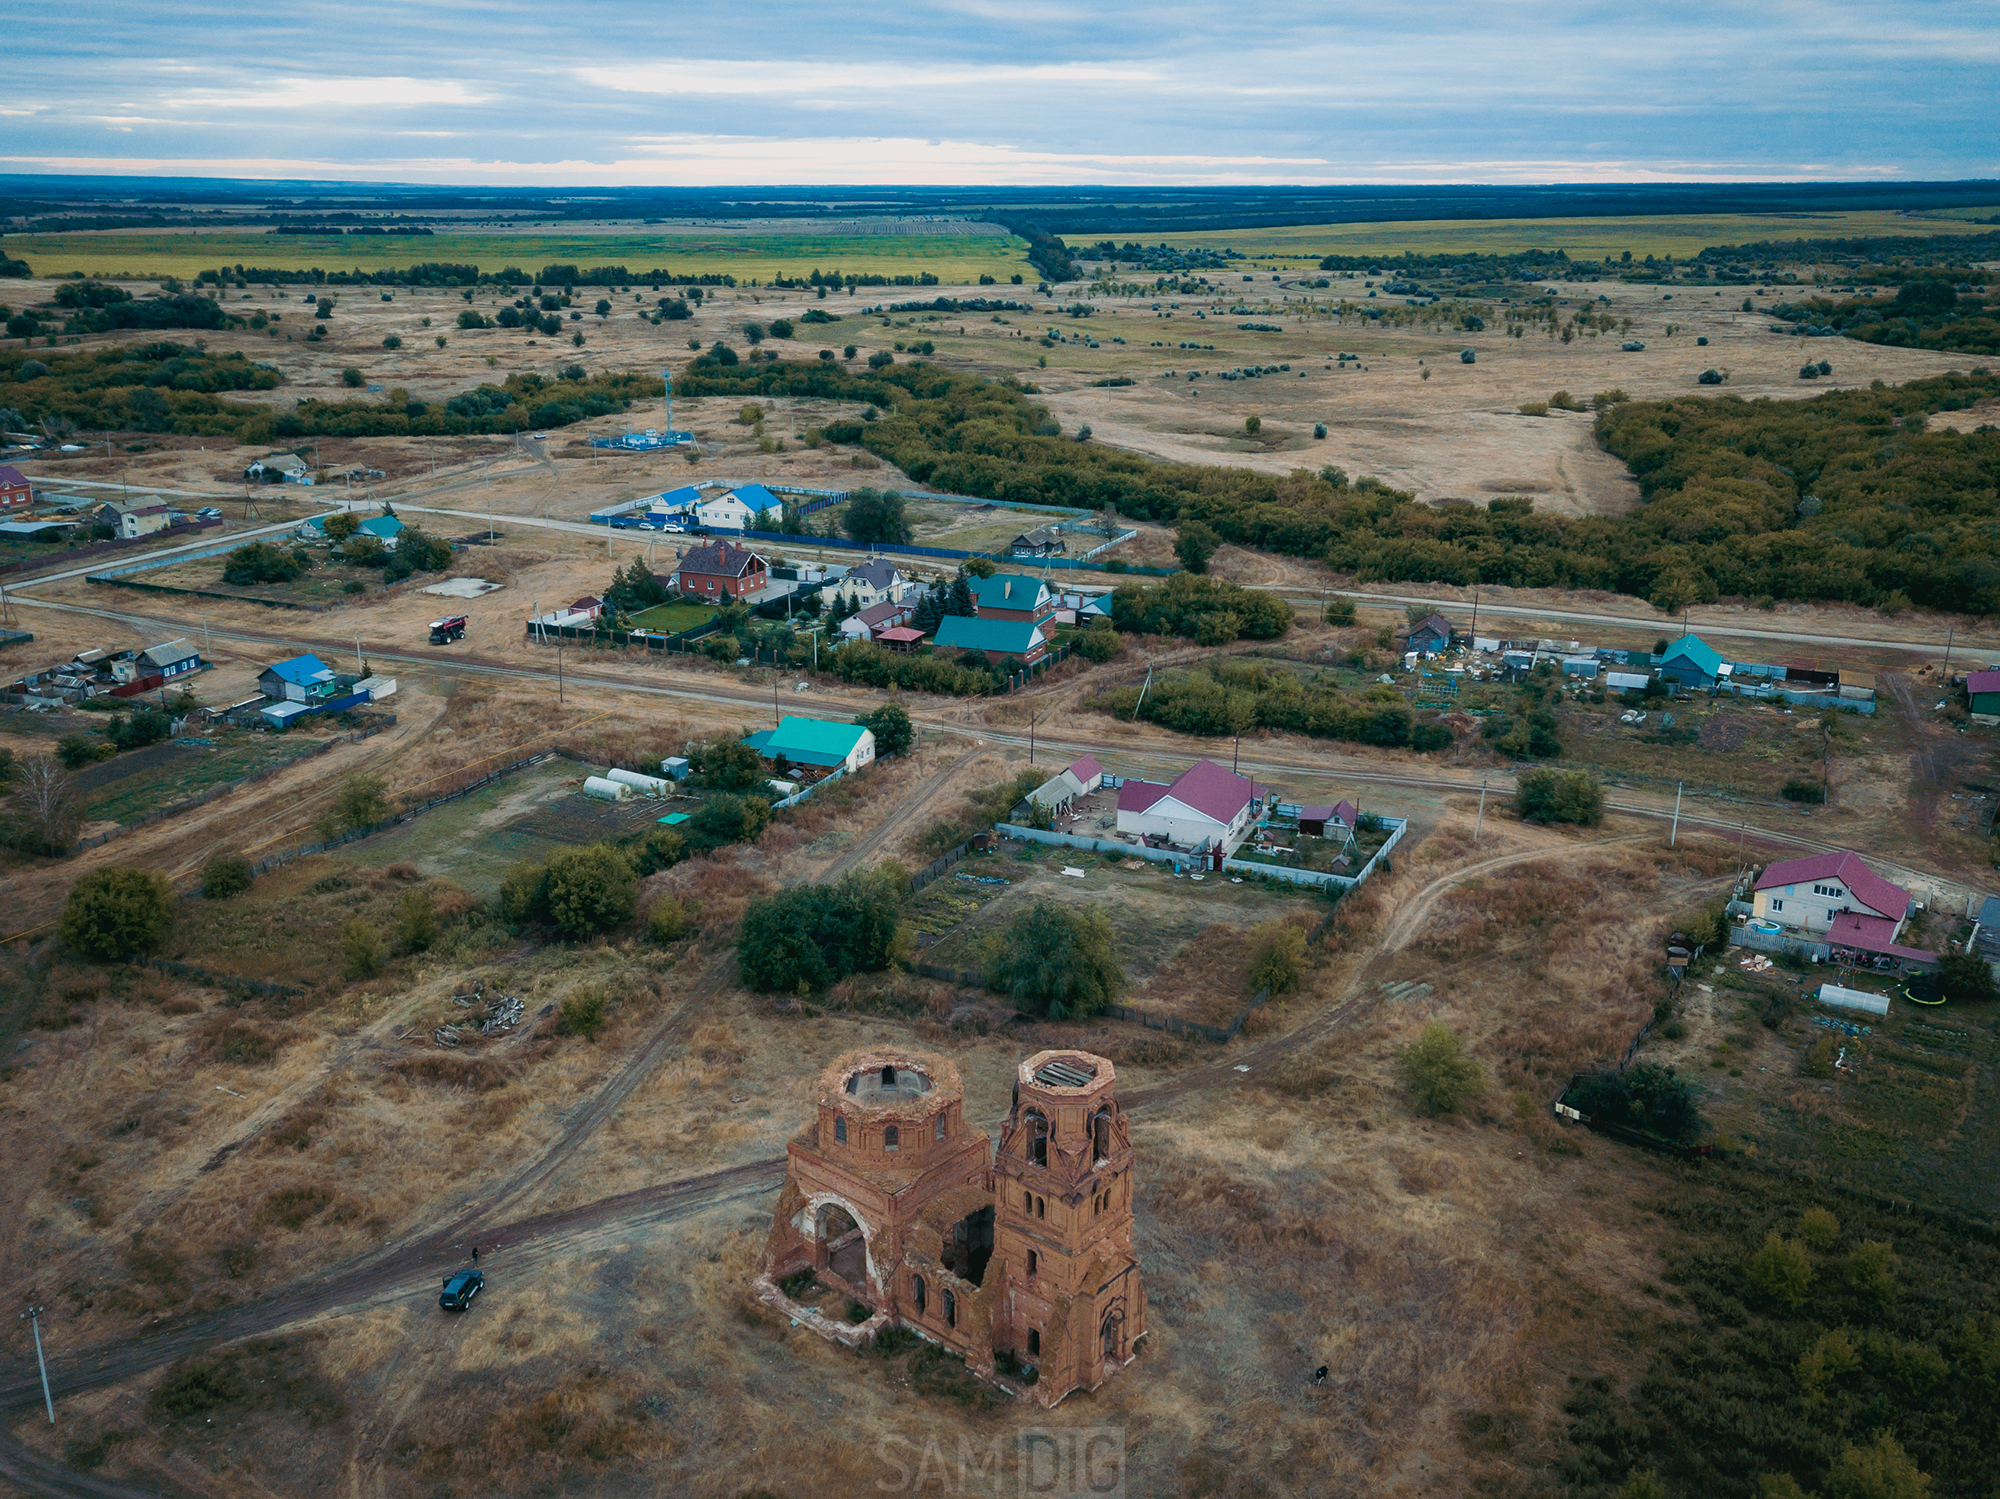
<box><xmin>843</xmin><ymin>488</ymin><xmax>913</xmax><ymax>546</ymax></box>
<box><xmin>737</xmin><ymin>870</ymin><xmax>904</xmax><ymax>992</ymax></box>
<box><xmin>55</xmin><ymin>732</ymin><xmax>104</xmax><ymax>769</ymax></box>
<box><xmin>323</xmin><ymin>512</ymin><xmax>360</xmax><ymax>544</ymax></box>
<box><xmin>1074</xmin><ymin>622</ymin><xmax>1121</xmax><ymax>663</ymax></box>
<box><xmin>1174</xmin><ymin>520</ymin><xmax>1221</xmax><ymax>574</ymax></box>
<box><xmin>986</xmin><ymin>901</ymin><xmax>1122</xmax><ymax>1020</ymax></box>
<box><xmin>1244</xmin><ymin>414</ymin><xmax>1262</xmax><ymax>435</ymax></box>
<box><xmin>334</xmin><ymin>773</ymin><xmax>391</xmax><ymax>831</ymax></box>
<box><xmin>1747</xmin><ymin>1233</ymin><xmax>1814</xmax><ymax>1310</ymax></box>
<box><xmin>340</xmin><ymin>367</ymin><xmax>363</xmax><ymax>387</ymax></box>
<box><xmin>396</xmin><ymin>890</ymin><xmax>437</xmax><ymax>952</ymax></box>
<box><xmin>1826</xmin><ymin>1432</ymin><xmax>1931</xmax><ymax>1499</ymax></box>
<box><xmin>690</xmin><ymin>793</ymin><xmax>770</xmax><ymax>848</ymax></box>
<box><xmin>1846</xmin><ymin>1240</ymin><xmax>1899</xmax><ymax>1310</ymax></box>
<box><xmin>1398</xmin><ymin>1023</ymin><xmax>1484</xmax><ymax>1116</ymax></box>
<box><xmin>542</xmin><ymin>844</ymin><xmax>638</xmax><ymax>938</ymax></box>
<box><xmin>222</xmin><ymin>542</ymin><xmax>304</xmax><ymax>586</ymax></box>
<box><xmin>689</xmin><ymin>737</ymin><xmax>766</xmax><ymax>792</ymax></box>
<box><xmin>1515</xmin><ymin>768</ymin><xmax>1602</xmax><ymax>825</ymax></box>
<box><xmin>947</xmin><ymin>575</ymin><xmax>977</xmax><ymax>617</ymax></box>
<box><xmin>1935</xmin><ymin>948</ymin><xmax>1998</xmax><ymax>1005</ymax></box>
<box><xmin>1247</xmin><ymin>919</ymin><xmax>1307</xmax><ymax>995</ymax></box>
<box><xmin>13</xmin><ymin>756</ymin><xmax>80</xmax><ymax>853</ymax></box>
<box><xmin>857</xmin><ymin>702</ymin><xmax>913</xmax><ymax>756</ymax></box>
<box><xmin>341</xmin><ymin>921</ymin><xmax>384</xmax><ymax>979</ymax></box>
<box><xmin>201</xmin><ymin>854</ymin><xmax>253</xmax><ymax>900</ymax></box>
<box><xmin>59</xmin><ymin>867</ymin><xmax>175</xmax><ymax>961</ymax></box>
<box><xmin>1325</xmin><ymin>598</ymin><xmax>1357</xmax><ymax>626</ymax></box>
<box><xmin>912</xmin><ymin>586</ymin><xmax>946</xmax><ymax>634</ymax></box>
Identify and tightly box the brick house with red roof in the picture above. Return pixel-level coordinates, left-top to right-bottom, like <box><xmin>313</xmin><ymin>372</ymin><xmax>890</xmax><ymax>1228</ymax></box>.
<box><xmin>0</xmin><ymin>465</ymin><xmax>32</xmax><ymax>512</ymax></box>
<box><xmin>665</xmin><ymin>539</ymin><xmax>769</xmax><ymax>601</ymax></box>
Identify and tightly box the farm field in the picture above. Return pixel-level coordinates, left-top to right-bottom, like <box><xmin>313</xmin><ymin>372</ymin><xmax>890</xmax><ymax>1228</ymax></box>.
<box><xmin>1067</xmin><ymin>207</ymin><xmax>2000</xmax><ymax>263</ymax></box>
<box><xmin>914</xmin><ymin>837</ymin><xmax>1320</xmax><ymax>1025</ymax></box>
<box><xmin>74</xmin><ymin>726</ymin><xmax>334</xmax><ymax>826</ymax></box>
<box><xmin>3</xmin><ymin>229</ymin><xmax>1034</xmax><ymax>284</ymax></box>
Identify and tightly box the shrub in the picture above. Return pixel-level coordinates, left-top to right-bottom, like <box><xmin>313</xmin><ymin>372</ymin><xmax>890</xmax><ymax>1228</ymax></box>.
<box><xmin>59</xmin><ymin>868</ymin><xmax>175</xmax><ymax>960</ymax></box>
<box><xmin>1324</xmin><ymin>597</ymin><xmax>1357</xmax><ymax>626</ymax></box>
<box><xmin>1797</xmin><ymin>1207</ymin><xmax>1840</xmax><ymax>1249</ymax></box>
<box><xmin>499</xmin><ymin>860</ymin><xmax>547</xmax><ymax>927</ymax></box>
<box><xmin>1747</xmin><ymin>1233</ymin><xmax>1814</xmax><ymax>1309</ymax></box>
<box><xmin>1782</xmin><ymin>777</ymin><xmax>1827</xmax><ymax>804</ymax></box>
<box><xmin>340</xmin><ymin>921</ymin><xmax>384</xmax><ymax>979</ymax></box>
<box><xmin>1846</xmin><ymin>1239</ymin><xmax>1899</xmax><ymax>1310</ymax></box>
<box><xmin>1825</xmin><ymin>1432</ymin><xmax>1930</xmax><ymax>1499</ymax></box>
<box><xmin>737</xmin><ymin>871</ymin><xmax>904</xmax><ymax>992</ymax></box>
<box><xmin>1934</xmin><ymin>948</ymin><xmax>1998</xmax><ymax>1005</ymax></box>
<box><xmin>856</xmin><ymin>701</ymin><xmax>913</xmax><ymax>756</ymax></box>
<box><xmin>986</xmin><ymin>901</ymin><xmax>1122</xmax><ymax>1021</ymax></box>
<box><xmin>333</xmin><ymin>773</ymin><xmax>391</xmax><ymax>831</ymax></box>
<box><xmin>200</xmin><ymin>854</ymin><xmax>253</xmax><ymax>900</ymax></box>
<box><xmin>340</xmin><ymin>366</ymin><xmax>363</xmax><ymax>386</ymax></box>
<box><xmin>395</xmin><ymin>890</ymin><xmax>437</xmax><ymax>952</ymax></box>
<box><xmin>222</xmin><ymin>541</ymin><xmax>303</xmax><ymax>586</ymax></box>
<box><xmin>1410</xmin><ymin>723</ymin><xmax>1453</xmax><ymax>753</ymax></box>
<box><xmin>1515</xmin><ymin>768</ymin><xmax>1603</xmax><ymax>825</ymax></box>
<box><xmin>1174</xmin><ymin>520</ymin><xmax>1221</xmax><ymax>574</ymax></box>
<box><xmin>646</xmin><ymin>897</ymin><xmax>692</xmax><ymax>944</ymax></box>
<box><xmin>1399</xmin><ymin>1024</ymin><xmax>1483</xmax><ymax>1116</ymax></box>
<box><xmin>559</xmin><ymin>989</ymin><xmax>609</xmax><ymax>1040</ymax></box>
<box><xmin>1073</xmin><ymin>623</ymin><xmax>1121</xmax><ymax>663</ymax></box>
<box><xmin>1246</xmin><ymin>920</ymin><xmax>1307</xmax><ymax>995</ymax></box>
<box><xmin>542</xmin><ymin>844</ymin><xmax>638</xmax><ymax>937</ymax></box>
<box><xmin>689</xmin><ymin>793</ymin><xmax>770</xmax><ymax>849</ymax></box>
<box><xmin>1519</xmin><ymin>400</ymin><xmax>1550</xmax><ymax>416</ymax></box>
<box><xmin>55</xmin><ymin>732</ymin><xmax>104</xmax><ymax>769</ymax></box>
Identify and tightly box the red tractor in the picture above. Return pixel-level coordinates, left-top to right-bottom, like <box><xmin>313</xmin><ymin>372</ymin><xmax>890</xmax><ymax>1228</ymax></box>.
<box><xmin>429</xmin><ymin>615</ymin><xmax>467</xmax><ymax>644</ymax></box>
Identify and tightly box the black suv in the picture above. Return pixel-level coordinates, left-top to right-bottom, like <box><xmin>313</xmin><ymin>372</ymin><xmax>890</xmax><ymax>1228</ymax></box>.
<box><xmin>439</xmin><ymin>1269</ymin><xmax>483</xmax><ymax>1312</ymax></box>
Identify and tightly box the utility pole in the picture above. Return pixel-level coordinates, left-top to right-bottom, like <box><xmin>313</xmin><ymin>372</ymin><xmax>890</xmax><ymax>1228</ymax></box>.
<box><xmin>22</xmin><ymin>1306</ymin><xmax>52</xmax><ymax>1424</ymax></box>
<box><xmin>1473</xmin><ymin>779</ymin><xmax>1487</xmax><ymax>844</ymax></box>
<box><xmin>355</xmin><ymin>635</ymin><xmax>362</xmax><ymax>677</ymax></box>
<box><xmin>1232</xmin><ymin>727</ymin><xmax>1241</xmax><ymax>775</ymax></box>
<box><xmin>1942</xmin><ymin>626</ymin><xmax>1955</xmax><ymax>681</ymax></box>
<box><xmin>1671</xmin><ymin>782</ymin><xmax>1683</xmax><ymax>846</ymax></box>
<box><xmin>557</xmin><ymin>645</ymin><xmax>563</xmax><ymax>706</ymax></box>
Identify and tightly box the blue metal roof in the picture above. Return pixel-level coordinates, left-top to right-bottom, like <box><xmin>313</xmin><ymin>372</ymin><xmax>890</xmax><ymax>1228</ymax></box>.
<box><xmin>936</xmin><ymin>615</ymin><xmax>1043</xmax><ymax>654</ymax></box>
<box><xmin>263</xmin><ymin>653</ymin><xmax>334</xmax><ymax>686</ymax></box>
<box><xmin>732</xmin><ymin>483</ymin><xmax>782</xmax><ymax>516</ymax></box>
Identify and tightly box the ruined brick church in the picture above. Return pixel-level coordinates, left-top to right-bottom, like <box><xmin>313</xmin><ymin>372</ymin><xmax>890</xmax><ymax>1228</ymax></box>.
<box><xmin>759</xmin><ymin>1046</ymin><xmax>1145</xmax><ymax>1406</ymax></box>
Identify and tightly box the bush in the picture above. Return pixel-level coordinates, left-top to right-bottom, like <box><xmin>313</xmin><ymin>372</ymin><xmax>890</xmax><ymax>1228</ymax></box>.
<box><xmin>646</xmin><ymin>897</ymin><xmax>692</xmax><ymax>944</ymax></box>
<box><xmin>55</xmin><ymin>732</ymin><xmax>105</xmax><ymax>769</ymax></box>
<box><xmin>985</xmin><ymin>901</ymin><xmax>1122</xmax><ymax>1021</ymax></box>
<box><xmin>856</xmin><ymin>701</ymin><xmax>913</xmax><ymax>756</ymax></box>
<box><xmin>737</xmin><ymin>870</ymin><xmax>904</xmax><ymax>992</ymax></box>
<box><xmin>395</xmin><ymin>890</ymin><xmax>436</xmax><ymax>952</ymax></box>
<box><xmin>1174</xmin><ymin>520</ymin><xmax>1221</xmax><ymax>574</ymax></box>
<box><xmin>1782</xmin><ymin>777</ymin><xmax>1827</xmax><ymax>804</ymax></box>
<box><xmin>333</xmin><ymin>773</ymin><xmax>391</xmax><ymax>832</ymax></box>
<box><xmin>1073</xmin><ymin>623</ymin><xmax>1121</xmax><ymax>663</ymax></box>
<box><xmin>1515</xmin><ymin>768</ymin><xmax>1603</xmax><ymax>825</ymax></box>
<box><xmin>689</xmin><ymin>793</ymin><xmax>770</xmax><ymax>849</ymax></box>
<box><xmin>59</xmin><ymin>867</ymin><xmax>175</xmax><ymax>960</ymax></box>
<box><xmin>341</xmin><ymin>921</ymin><xmax>383</xmax><ymax>978</ymax></box>
<box><xmin>222</xmin><ymin>541</ymin><xmax>303</xmax><ymax>586</ymax></box>
<box><xmin>1936</xmin><ymin>948</ymin><xmax>1999</xmax><ymax>1005</ymax></box>
<box><xmin>542</xmin><ymin>844</ymin><xmax>638</xmax><ymax>938</ymax></box>
<box><xmin>499</xmin><ymin>859</ymin><xmax>547</xmax><ymax>927</ymax></box>
<box><xmin>1797</xmin><ymin>1207</ymin><xmax>1840</xmax><ymax>1249</ymax></box>
<box><xmin>1747</xmin><ymin>1233</ymin><xmax>1814</xmax><ymax>1309</ymax></box>
<box><xmin>1246</xmin><ymin>920</ymin><xmax>1307</xmax><ymax>995</ymax></box>
<box><xmin>1846</xmin><ymin>1239</ymin><xmax>1899</xmax><ymax>1310</ymax></box>
<box><xmin>200</xmin><ymin>854</ymin><xmax>253</xmax><ymax>900</ymax></box>
<box><xmin>1398</xmin><ymin>1023</ymin><xmax>1483</xmax><ymax>1116</ymax></box>
<box><xmin>1324</xmin><ymin>597</ymin><xmax>1357</xmax><ymax>626</ymax></box>
<box><xmin>1410</xmin><ymin>723</ymin><xmax>1453</xmax><ymax>753</ymax></box>
<box><xmin>559</xmin><ymin>989</ymin><xmax>609</xmax><ymax>1040</ymax></box>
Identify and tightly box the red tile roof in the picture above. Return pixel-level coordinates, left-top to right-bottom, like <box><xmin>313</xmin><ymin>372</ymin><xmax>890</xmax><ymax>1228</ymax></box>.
<box><xmin>1755</xmin><ymin>851</ymin><xmax>1909</xmax><ymax>921</ymax></box>
<box><xmin>1160</xmin><ymin>759</ymin><xmax>1256</xmax><ymax>825</ymax></box>
<box><xmin>874</xmin><ymin>626</ymin><xmax>923</xmax><ymax>643</ymax></box>
<box><xmin>1967</xmin><ymin>668</ymin><xmax>2000</xmax><ymax>697</ymax></box>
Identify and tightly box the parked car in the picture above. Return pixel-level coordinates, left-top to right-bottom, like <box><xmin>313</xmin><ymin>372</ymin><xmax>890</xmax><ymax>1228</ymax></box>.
<box><xmin>608</xmin><ymin>516</ymin><xmax>645</xmax><ymax>530</ymax></box>
<box><xmin>661</xmin><ymin>522</ymin><xmax>688</xmax><ymax>533</ymax></box>
<box><xmin>439</xmin><ymin>1269</ymin><xmax>483</xmax><ymax>1312</ymax></box>
<box><xmin>195</xmin><ymin>507</ymin><xmax>223</xmax><ymax>519</ymax></box>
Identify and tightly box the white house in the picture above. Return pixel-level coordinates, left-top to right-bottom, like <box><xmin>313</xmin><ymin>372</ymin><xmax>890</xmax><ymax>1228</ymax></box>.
<box><xmin>695</xmin><ymin>491</ymin><xmax>758</xmax><ymax>530</ymax></box>
<box><xmin>1752</xmin><ymin>851</ymin><xmax>1910</xmax><ymax>938</ymax></box>
<box><xmin>1115</xmin><ymin>759</ymin><xmax>1262</xmax><ymax>854</ymax></box>
<box><xmin>118</xmin><ymin>505</ymin><xmax>178</xmax><ymax>539</ymax></box>
<box><xmin>827</xmin><ymin>559</ymin><xmax>915</xmax><ymax>610</ymax></box>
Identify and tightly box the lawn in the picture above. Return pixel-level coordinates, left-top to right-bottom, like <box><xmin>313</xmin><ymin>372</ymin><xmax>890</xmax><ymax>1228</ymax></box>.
<box><xmin>1061</xmin><ymin>209</ymin><xmax>2000</xmax><ymax>264</ymax></box>
<box><xmin>625</xmin><ymin>601</ymin><xmax>716</xmax><ymax>634</ymax></box>
<box><xmin>80</xmin><ymin>729</ymin><xmax>332</xmax><ymax>826</ymax></box>
<box><xmin>7</xmin><ymin>231</ymin><xmax>1034</xmax><ymax>284</ymax></box>
<box><xmin>101</xmin><ymin>551</ymin><xmax>391</xmax><ymax>607</ymax></box>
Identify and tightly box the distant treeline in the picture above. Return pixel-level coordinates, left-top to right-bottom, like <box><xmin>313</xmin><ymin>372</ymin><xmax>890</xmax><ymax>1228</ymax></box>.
<box><xmin>0</xmin><ymin>342</ymin><xmax>653</xmax><ymax>442</ymax></box>
<box><xmin>147</xmin><ymin>262</ymin><xmax>740</xmax><ymax>289</ymax></box>
<box><xmin>767</xmin><ymin>269</ymin><xmax>947</xmax><ymax>289</ymax></box>
<box><xmin>992</xmin><ymin>217</ymin><xmax>1079</xmax><ymax>283</ymax></box>
<box><xmin>270</xmin><ymin>225</ymin><xmax>437</xmax><ymax>236</ymax></box>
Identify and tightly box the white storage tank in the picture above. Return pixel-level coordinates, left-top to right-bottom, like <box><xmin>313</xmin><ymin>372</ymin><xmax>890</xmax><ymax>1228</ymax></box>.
<box><xmin>608</xmin><ymin>767</ymin><xmax>671</xmax><ymax>796</ymax></box>
<box><xmin>583</xmin><ymin>776</ymin><xmax>631</xmax><ymax>801</ymax></box>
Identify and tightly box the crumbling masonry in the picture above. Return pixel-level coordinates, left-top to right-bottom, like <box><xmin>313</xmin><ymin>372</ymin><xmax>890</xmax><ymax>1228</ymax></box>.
<box><xmin>759</xmin><ymin>1047</ymin><xmax>1146</xmax><ymax>1406</ymax></box>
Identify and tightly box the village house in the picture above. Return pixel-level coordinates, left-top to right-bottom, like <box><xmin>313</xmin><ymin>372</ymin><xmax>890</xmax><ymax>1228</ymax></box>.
<box><xmin>1657</xmin><ymin>634</ymin><xmax>1726</xmax><ymax>690</ymax></box>
<box><xmin>666</xmin><ymin>540</ymin><xmax>769</xmax><ymax>601</ymax></box>
<box><xmin>741</xmin><ymin>716</ymin><xmax>876</xmax><ymax>775</ymax></box>
<box><xmin>1401</xmin><ymin>612</ymin><xmax>1455</xmax><ymax>656</ymax></box>
<box><xmin>1024</xmin><ymin>754</ymin><xmax>1104</xmax><ymax>817</ymax></box>
<box><xmin>133</xmin><ymin>639</ymin><xmax>201</xmax><ymax>682</ymax></box>
<box><xmin>1008</xmin><ymin>525</ymin><xmax>1068</xmax><ymax>558</ymax></box>
<box><xmin>258</xmin><ymin>653</ymin><xmax>339</xmax><ymax>704</ymax></box>
<box><xmin>972</xmin><ymin>573</ymin><xmax>1056</xmax><ymax>624</ymax></box>
<box><xmin>838</xmin><ymin>598</ymin><xmax>915</xmax><ymax>642</ymax></box>
<box><xmin>0</xmin><ymin>464</ymin><xmax>33</xmax><ymax>511</ymax></box>
<box><xmin>828</xmin><ymin>559</ymin><xmax>914</xmax><ymax>611</ymax></box>
<box><xmin>1115</xmin><ymin>758</ymin><xmax>1263</xmax><ymax>857</ymax></box>
<box><xmin>934</xmin><ymin>614</ymin><xmax>1047</xmax><ymax>666</ymax></box>
<box><xmin>1966</xmin><ymin>668</ymin><xmax>2000</xmax><ymax>720</ymax></box>
<box><xmin>244</xmin><ymin>452</ymin><xmax>311</xmax><ymax>484</ymax></box>
<box><xmin>118</xmin><ymin>504</ymin><xmax>180</xmax><ymax>539</ymax></box>
<box><xmin>759</xmin><ymin>1047</ymin><xmax>1145</xmax><ymax>1409</ymax></box>
<box><xmin>1751</xmin><ymin>852</ymin><xmax>1932</xmax><ymax>970</ymax></box>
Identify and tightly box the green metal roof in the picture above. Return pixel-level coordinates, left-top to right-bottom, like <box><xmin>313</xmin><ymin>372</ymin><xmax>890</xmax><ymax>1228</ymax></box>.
<box><xmin>935</xmin><ymin>615</ymin><xmax>1044</xmax><ymax>654</ymax></box>
<box><xmin>972</xmin><ymin>573</ymin><xmax>1048</xmax><ymax>611</ymax></box>
<box><xmin>1661</xmin><ymin>633</ymin><xmax>1724</xmax><ymax>675</ymax></box>
<box><xmin>744</xmin><ymin>716</ymin><xmax>870</xmax><ymax>767</ymax></box>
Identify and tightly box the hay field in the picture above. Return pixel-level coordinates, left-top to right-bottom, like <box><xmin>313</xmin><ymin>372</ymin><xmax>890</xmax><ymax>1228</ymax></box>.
<box><xmin>4</xmin><ymin>229</ymin><xmax>1034</xmax><ymax>283</ymax></box>
<box><xmin>1066</xmin><ymin>208</ymin><xmax>2000</xmax><ymax>263</ymax></box>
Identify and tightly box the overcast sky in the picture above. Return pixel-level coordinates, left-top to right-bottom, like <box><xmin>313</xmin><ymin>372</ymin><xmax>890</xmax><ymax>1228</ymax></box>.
<box><xmin>4</xmin><ymin>0</ymin><xmax>1996</xmax><ymax>186</ymax></box>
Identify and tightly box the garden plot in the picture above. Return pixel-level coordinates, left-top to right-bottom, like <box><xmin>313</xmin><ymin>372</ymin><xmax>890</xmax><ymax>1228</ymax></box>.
<box><xmin>77</xmin><ymin>728</ymin><xmax>336</xmax><ymax>827</ymax></box>
<box><xmin>912</xmin><ymin>840</ymin><xmax>1317</xmax><ymax>1026</ymax></box>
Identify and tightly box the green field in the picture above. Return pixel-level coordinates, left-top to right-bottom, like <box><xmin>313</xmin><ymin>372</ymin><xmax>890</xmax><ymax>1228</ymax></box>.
<box><xmin>1070</xmin><ymin>209</ymin><xmax>2000</xmax><ymax>263</ymax></box>
<box><xmin>79</xmin><ymin>730</ymin><xmax>328</xmax><ymax>826</ymax></box>
<box><xmin>626</xmin><ymin>601</ymin><xmax>716</xmax><ymax>633</ymax></box>
<box><xmin>4</xmin><ymin>230</ymin><xmax>1034</xmax><ymax>284</ymax></box>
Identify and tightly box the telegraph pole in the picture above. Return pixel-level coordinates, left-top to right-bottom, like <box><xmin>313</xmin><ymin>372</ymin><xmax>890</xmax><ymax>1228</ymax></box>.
<box><xmin>1473</xmin><ymin>779</ymin><xmax>1488</xmax><ymax>844</ymax></box>
<box><xmin>557</xmin><ymin>645</ymin><xmax>564</xmax><ymax>706</ymax></box>
<box><xmin>1671</xmin><ymin>782</ymin><xmax>1683</xmax><ymax>846</ymax></box>
<box><xmin>1942</xmin><ymin>626</ymin><xmax>1955</xmax><ymax>681</ymax></box>
<box><xmin>22</xmin><ymin>1306</ymin><xmax>52</xmax><ymax>1424</ymax></box>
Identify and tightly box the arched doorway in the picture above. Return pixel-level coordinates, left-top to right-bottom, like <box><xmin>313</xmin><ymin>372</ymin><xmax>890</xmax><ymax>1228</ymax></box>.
<box><xmin>816</xmin><ymin>1202</ymin><xmax>867</xmax><ymax>1287</ymax></box>
<box><xmin>1099</xmin><ymin>1303</ymin><xmax>1126</xmax><ymax>1364</ymax></box>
